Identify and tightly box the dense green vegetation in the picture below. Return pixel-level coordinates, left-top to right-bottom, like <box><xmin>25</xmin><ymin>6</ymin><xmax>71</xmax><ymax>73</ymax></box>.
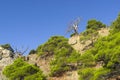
<box><xmin>78</xmin><ymin>68</ymin><xmax>110</xmax><ymax>80</ymax></box>
<box><xmin>36</xmin><ymin>36</ymin><xmax>81</xmax><ymax>76</ymax></box>
<box><xmin>86</xmin><ymin>19</ymin><xmax>106</xmax><ymax>30</ymax></box>
<box><xmin>110</xmin><ymin>13</ymin><xmax>120</xmax><ymax>33</ymax></box>
<box><xmin>78</xmin><ymin>13</ymin><xmax>120</xmax><ymax>80</ymax></box>
<box><xmin>3</xmin><ymin>58</ymin><xmax>46</xmax><ymax>80</ymax></box>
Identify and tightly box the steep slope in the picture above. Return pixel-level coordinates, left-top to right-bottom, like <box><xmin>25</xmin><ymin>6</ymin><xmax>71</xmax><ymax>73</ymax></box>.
<box><xmin>77</xmin><ymin>13</ymin><xmax>120</xmax><ymax>80</ymax></box>
<box><xmin>28</xmin><ymin>54</ymin><xmax>79</xmax><ymax>80</ymax></box>
<box><xmin>27</xmin><ymin>36</ymin><xmax>81</xmax><ymax>80</ymax></box>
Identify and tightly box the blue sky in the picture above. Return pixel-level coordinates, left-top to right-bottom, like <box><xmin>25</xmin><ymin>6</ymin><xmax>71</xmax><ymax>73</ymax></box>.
<box><xmin>0</xmin><ymin>0</ymin><xmax>120</xmax><ymax>55</ymax></box>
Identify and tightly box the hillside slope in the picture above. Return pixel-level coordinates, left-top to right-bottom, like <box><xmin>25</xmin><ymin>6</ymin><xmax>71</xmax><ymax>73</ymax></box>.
<box><xmin>26</xmin><ymin>28</ymin><xmax>110</xmax><ymax>80</ymax></box>
<box><xmin>27</xmin><ymin>36</ymin><xmax>81</xmax><ymax>80</ymax></box>
<box><xmin>26</xmin><ymin>20</ymin><xmax>111</xmax><ymax>80</ymax></box>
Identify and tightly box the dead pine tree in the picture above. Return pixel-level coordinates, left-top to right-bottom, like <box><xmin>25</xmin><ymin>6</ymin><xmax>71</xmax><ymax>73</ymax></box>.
<box><xmin>13</xmin><ymin>46</ymin><xmax>29</xmax><ymax>59</ymax></box>
<box><xmin>66</xmin><ymin>17</ymin><xmax>81</xmax><ymax>36</ymax></box>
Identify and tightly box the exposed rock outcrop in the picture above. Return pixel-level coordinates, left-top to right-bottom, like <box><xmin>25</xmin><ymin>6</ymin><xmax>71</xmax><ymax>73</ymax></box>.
<box><xmin>27</xmin><ymin>54</ymin><xmax>51</xmax><ymax>75</ymax></box>
<box><xmin>68</xmin><ymin>35</ymin><xmax>93</xmax><ymax>53</ymax></box>
<box><xmin>69</xmin><ymin>28</ymin><xmax>110</xmax><ymax>53</ymax></box>
<box><xmin>0</xmin><ymin>46</ymin><xmax>14</xmax><ymax>80</ymax></box>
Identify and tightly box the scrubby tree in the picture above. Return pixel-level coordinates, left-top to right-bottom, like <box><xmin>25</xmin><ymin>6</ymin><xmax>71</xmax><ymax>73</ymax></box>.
<box><xmin>86</xmin><ymin>19</ymin><xmax>106</xmax><ymax>30</ymax></box>
<box><xmin>111</xmin><ymin>13</ymin><xmax>120</xmax><ymax>33</ymax></box>
<box><xmin>3</xmin><ymin>58</ymin><xmax>46</xmax><ymax>80</ymax></box>
<box><xmin>29</xmin><ymin>49</ymin><xmax>36</xmax><ymax>55</ymax></box>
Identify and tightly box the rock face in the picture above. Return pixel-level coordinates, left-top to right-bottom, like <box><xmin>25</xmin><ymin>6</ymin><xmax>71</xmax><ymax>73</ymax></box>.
<box><xmin>68</xmin><ymin>35</ymin><xmax>92</xmax><ymax>53</ymax></box>
<box><xmin>0</xmin><ymin>46</ymin><xmax>14</xmax><ymax>80</ymax></box>
<box><xmin>69</xmin><ymin>28</ymin><xmax>110</xmax><ymax>53</ymax></box>
<box><xmin>27</xmin><ymin>54</ymin><xmax>51</xmax><ymax>75</ymax></box>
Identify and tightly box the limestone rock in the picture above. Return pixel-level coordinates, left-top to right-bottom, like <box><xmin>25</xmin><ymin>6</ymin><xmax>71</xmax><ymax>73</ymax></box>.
<box><xmin>68</xmin><ymin>35</ymin><xmax>79</xmax><ymax>45</ymax></box>
<box><xmin>0</xmin><ymin>46</ymin><xmax>14</xmax><ymax>80</ymax></box>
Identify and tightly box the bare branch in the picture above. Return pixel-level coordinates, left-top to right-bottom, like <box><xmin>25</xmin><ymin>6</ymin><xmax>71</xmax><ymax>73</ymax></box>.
<box><xmin>13</xmin><ymin>46</ymin><xmax>29</xmax><ymax>59</ymax></box>
<box><xmin>66</xmin><ymin>17</ymin><xmax>81</xmax><ymax>35</ymax></box>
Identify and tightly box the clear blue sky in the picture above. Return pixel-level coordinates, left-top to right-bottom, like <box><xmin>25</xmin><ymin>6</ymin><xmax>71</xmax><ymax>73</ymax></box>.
<box><xmin>0</xmin><ymin>0</ymin><xmax>120</xmax><ymax>55</ymax></box>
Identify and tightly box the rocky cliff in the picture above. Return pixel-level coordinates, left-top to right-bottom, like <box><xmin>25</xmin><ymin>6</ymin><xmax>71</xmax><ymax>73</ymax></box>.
<box><xmin>0</xmin><ymin>46</ymin><xmax>14</xmax><ymax>80</ymax></box>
